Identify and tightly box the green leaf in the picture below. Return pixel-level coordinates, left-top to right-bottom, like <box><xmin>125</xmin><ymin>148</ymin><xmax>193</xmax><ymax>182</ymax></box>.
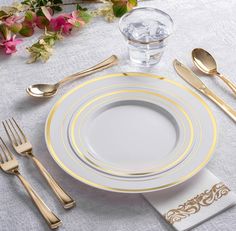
<box><xmin>26</xmin><ymin>30</ymin><xmax>63</xmax><ymax>63</ymax></box>
<box><xmin>9</xmin><ymin>23</ymin><xmax>22</xmax><ymax>33</ymax></box>
<box><xmin>0</xmin><ymin>24</ymin><xmax>9</xmax><ymax>39</ymax></box>
<box><xmin>52</xmin><ymin>6</ymin><xmax>62</xmax><ymax>12</ymax></box>
<box><xmin>74</xmin><ymin>21</ymin><xmax>81</xmax><ymax>28</ymax></box>
<box><xmin>128</xmin><ymin>0</ymin><xmax>137</xmax><ymax>7</ymax></box>
<box><xmin>19</xmin><ymin>23</ymin><xmax>34</xmax><ymax>37</ymax></box>
<box><xmin>53</xmin><ymin>0</ymin><xmax>63</xmax><ymax>4</ymax></box>
<box><xmin>36</xmin><ymin>9</ymin><xmax>45</xmax><ymax>16</ymax></box>
<box><xmin>111</xmin><ymin>0</ymin><xmax>137</xmax><ymax>17</ymax></box>
<box><xmin>76</xmin><ymin>4</ymin><xmax>87</xmax><ymax>11</ymax></box>
<box><xmin>79</xmin><ymin>11</ymin><xmax>91</xmax><ymax>23</ymax></box>
<box><xmin>25</xmin><ymin>11</ymin><xmax>36</xmax><ymax>22</ymax></box>
<box><xmin>0</xmin><ymin>10</ymin><xmax>8</xmax><ymax>19</ymax></box>
<box><xmin>51</xmin><ymin>0</ymin><xmax>63</xmax><ymax>13</ymax></box>
<box><xmin>36</xmin><ymin>16</ymin><xmax>49</xmax><ymax>29</ymax></box>
<box><xmin>112</xmin><ymin>2</ymin><xmax>127</xmax><ymax>17</ymax></box>
<box><xmin>21</xmin><ymin>0</ymin><xmax>31</xmax><ymax>5</ymax></box>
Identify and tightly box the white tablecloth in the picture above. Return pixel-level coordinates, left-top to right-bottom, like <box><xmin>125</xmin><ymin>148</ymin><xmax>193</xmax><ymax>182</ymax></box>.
<box><xmin>0</xmin><ymin>0</ymin><xmax>236</xmax><ymax>230</ymax></box>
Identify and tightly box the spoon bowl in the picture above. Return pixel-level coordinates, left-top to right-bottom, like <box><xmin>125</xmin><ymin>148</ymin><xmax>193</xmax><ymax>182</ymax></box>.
<box><xmin>26</xmin><ymin>55</ymin><xmax>118</xmax><ymax>98</ymax></box>
<box><xmin>192</xmin><ymin>48</ymin><xmax>236</xmax><ymax>95</ymax></box>
<box><xmin>192</xmin><ymin>48</ymin><xmax>217</xmax><ymax>75</ymax></box>
<box><xmin>27</xmin><ymin>84</ymin><xmax>58</xmax><ymax>98</ymax></box>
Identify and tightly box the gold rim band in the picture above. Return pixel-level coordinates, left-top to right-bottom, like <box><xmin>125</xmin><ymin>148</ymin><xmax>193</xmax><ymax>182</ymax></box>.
<box><xmin>70</xmin><ymin>89</ymin><xmax>194</xmax><ymax>176</ymax></box>
<box><xmin>60</xmin><ymin>84</ymin><xmax>203</xmax><ymax>183</ymax></box>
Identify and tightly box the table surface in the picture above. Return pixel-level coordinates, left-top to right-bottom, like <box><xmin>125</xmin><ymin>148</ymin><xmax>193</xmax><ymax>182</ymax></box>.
<box><xmin>0</xmin><ymin>0</ymin><xmax>236</xmax><ymax>230</ymax></box>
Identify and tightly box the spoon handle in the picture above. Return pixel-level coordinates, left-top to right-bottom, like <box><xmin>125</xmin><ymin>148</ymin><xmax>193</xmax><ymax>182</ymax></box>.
<box><xmin>217</xmin><ymin>73</ymin><xmax>236</xmax><ymax>95</ymax></box>
<box><xmin>58</xmin><ymin>55</ymin><xmax>118</xmax><ymax>86</ymax></box>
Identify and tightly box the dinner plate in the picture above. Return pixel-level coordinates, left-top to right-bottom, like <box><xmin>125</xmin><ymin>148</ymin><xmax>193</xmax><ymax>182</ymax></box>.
<box><xmin>45</xmin><ymin>72</ymin><xmax>217</xmax><ymax>193</ymax></box>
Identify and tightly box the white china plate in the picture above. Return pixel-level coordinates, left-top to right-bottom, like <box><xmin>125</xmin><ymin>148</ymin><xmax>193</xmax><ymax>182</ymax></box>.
<box><xmin>68</xmin><ymin>90</ymin><xmax>193</xmax><ymax>177</ymax></box>
<box><xmin>45</xmin><ymin>72</ymin><xmax>217</xmax><ymax>193</ymax></box>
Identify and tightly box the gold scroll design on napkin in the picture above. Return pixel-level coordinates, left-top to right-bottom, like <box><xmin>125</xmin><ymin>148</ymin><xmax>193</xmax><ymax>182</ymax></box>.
<box><xmin>164</xmin><ymin>182</ymin><xmax>230</xmax><ymax>224</ymax></box>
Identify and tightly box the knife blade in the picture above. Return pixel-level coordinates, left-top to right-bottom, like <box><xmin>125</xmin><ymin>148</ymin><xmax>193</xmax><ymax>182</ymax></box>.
<box><xmin>173</xmin><ymin>59</ymin><xmax>236</xmax><ymax>122</ymax></box>
<box><xmin>173</xmin><ymin>59</ymin><xmax>207</xmax><ymax>90</ymax></box>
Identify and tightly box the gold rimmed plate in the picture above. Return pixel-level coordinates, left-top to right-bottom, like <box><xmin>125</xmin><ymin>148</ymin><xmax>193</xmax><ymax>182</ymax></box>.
<box><xmin>68</xmin><ymin>88</ymin><xmax>194</xmax><ymax>177</ymax></box>
<box><xmin>45</xmin><ymin>72</ymin><xmax>217</xmax><ymax>193</ymax></box>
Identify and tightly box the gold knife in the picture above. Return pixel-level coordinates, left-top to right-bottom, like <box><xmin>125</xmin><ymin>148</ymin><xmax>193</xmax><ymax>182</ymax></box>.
<box><xmin>173</xmin><ymin>59</ymin><xmax>236</xmax><ymax>122</ymax></box>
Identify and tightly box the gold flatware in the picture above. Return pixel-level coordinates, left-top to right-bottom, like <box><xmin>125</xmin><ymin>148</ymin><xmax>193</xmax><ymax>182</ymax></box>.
<box><xmin>26</xmin><ymin>55</ymin><xmax>118</xmax><ymax>98</ymax></box>
<box><xmin>2</xmin><ymin>118</ymin><xmax>75</xmax><ymax>209</ymax></box>
<box><xmin>0</xmin><ymin>137</ymin><xmax>61</xmax><ymax>229</ymax></box>
<box><xmin>173</xmin><ymin>59</ymin><xmax>236</xmax><ymax>122</ymax></box>
<box><xmin>192</xmin><ymin>48</ymin><xmax>236</xmax><ymax>95</ymax></box>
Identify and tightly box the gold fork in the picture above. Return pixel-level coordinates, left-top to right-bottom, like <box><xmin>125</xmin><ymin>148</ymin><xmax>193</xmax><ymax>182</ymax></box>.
<box><xmin>2</xmin><ymin>118</ymin><xmax>75</xmax><ymax>209</ymax></box>
<box><xmin>0</xmin><ymin>137</ymin><xmax>61</xmax><ymax>229</ymax></box>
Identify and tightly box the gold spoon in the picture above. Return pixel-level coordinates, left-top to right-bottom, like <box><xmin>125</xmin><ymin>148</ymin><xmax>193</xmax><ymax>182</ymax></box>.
<box><xmin>192</xmin><ymin>48</ymin><xmax>236</xmax><ymax>95</ymax></box>
<box><xmin>26</xmin><ymin>55</ymin><xmax>118</xmax><ymax>98</ymax></box>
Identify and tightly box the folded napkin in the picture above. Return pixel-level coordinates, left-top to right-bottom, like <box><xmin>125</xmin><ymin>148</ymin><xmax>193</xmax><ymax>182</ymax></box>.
<box><xmin>143</xmin><ymin>169</ymin><xmax>236</xmax><ymax>231</ymax></box>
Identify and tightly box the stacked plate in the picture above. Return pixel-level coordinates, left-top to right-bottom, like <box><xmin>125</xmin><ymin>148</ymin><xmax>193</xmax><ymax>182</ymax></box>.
<box><xmin>45</xmin><ymin>72</ymin><xmax>217</xmax><ymax>193</ymax></box>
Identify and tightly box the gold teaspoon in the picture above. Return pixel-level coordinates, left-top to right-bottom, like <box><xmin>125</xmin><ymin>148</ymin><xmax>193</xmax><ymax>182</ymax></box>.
<box><xmin>192</xmin><ymin>48</ymin><xmax>236</xmax><ymax>95</ymax></box>
<box><xmin>26</xmin><ymin>55</ymin><xmax>118</xmax><ymax>98</ymax></box>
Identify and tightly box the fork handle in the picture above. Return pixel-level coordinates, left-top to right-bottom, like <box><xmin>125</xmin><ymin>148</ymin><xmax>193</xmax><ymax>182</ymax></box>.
<box><xmin>14</xmin><ymin>171</ymin><xmax>61</xmax><ymax>229</ymax></box>
<box><xmin>31</xmin><ymin>156</ymin><xmax>75</xmax><ymax>209</ymax></box>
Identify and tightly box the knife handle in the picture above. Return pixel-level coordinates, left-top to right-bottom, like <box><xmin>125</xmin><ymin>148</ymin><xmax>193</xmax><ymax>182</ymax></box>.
<box><xmin>202</xmin><ymin>88</ymin><xmax>236</xmax><ymax>122</ymax></box>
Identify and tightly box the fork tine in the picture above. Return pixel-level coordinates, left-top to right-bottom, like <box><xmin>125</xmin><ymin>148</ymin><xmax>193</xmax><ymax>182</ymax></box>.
<box><xmin>8</xmin><ymin>119</ymin><xmax>23</xmax><ymax>145</ymax></box>
<box><xmin>0</xmin><ymin>137</ymin><xmax>13</xmax><ymax>161</ymax></box>
<box><xmin>11</xmin><ymin>118</ymin><xmax>27</xmax><ymax>142</ymax></box>
<box><xmin>1</xmin><ymin>138</ymin><xmax>14</xmax><ymax>159</ymax></box>
<box><xmin>2</xmin><ymin>120</ymin><xmax>18</xmax><ymax>146</ymax></box>
<box><xmin>0</xmin><ymin>144</ymin><xmax>4</xmax><ymax>163</ymax></box>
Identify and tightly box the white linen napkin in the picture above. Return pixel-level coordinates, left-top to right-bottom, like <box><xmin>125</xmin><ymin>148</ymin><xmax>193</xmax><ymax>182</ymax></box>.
<box><xmin>143</xmin><ymin>169</ymin><xmax>236</xmax><ymax>231</ymax></box>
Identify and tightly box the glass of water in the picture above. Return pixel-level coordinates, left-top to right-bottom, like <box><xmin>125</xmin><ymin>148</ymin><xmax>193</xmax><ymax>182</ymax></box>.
<box><xmin>119</xmin><ymin>7</ymin><xmax>173</xmax><ymax>66</ymax></box>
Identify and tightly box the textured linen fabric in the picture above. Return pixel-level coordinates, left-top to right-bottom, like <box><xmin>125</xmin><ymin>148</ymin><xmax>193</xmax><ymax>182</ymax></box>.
<box><xmin>0</xmin><ymin>0</ymin><xmax>236</xmax><ymax>231</ymax></box>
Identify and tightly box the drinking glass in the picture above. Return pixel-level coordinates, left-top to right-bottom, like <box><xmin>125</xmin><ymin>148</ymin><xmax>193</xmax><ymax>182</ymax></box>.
<box><xmin>119</xmin><ymin>7</ymin><xmax>174</xmax><ymax>66</ymax></box>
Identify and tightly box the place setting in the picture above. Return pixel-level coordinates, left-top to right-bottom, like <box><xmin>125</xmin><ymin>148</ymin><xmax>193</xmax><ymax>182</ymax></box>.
<box><xmin>0</xmin><ymin>0</ymin><xmax>236</xmax><ymax>230</ymax></box>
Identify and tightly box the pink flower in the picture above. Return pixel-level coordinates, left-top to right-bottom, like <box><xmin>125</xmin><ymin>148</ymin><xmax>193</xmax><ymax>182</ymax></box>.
<box><xmin>0</xmin><ymin>35</ymin><xmax>22</xmax><ymax>54</ymax></box>
<box><xmin>3</xmin><ymin>16</ymin><xmax>23</xmax><ymax>27</ymax></box>
<box><xmin>46</xmin><ymin>10</ymin><xmax>85</xmax><ymax>35</ymax></box>
<box><xmin>41</xmin><ymin>7</ymin><xmax>86</xmax><ymax>35</ymax></box>
<box><xmin>49</xmin><ymin>15</ymin><xmax>73</xmax><ymax>35</ymax></box>
<box><xmin>66</xmin><ymin>11</ymin><xmax>85</xmax><ymax>27</ymax></box>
